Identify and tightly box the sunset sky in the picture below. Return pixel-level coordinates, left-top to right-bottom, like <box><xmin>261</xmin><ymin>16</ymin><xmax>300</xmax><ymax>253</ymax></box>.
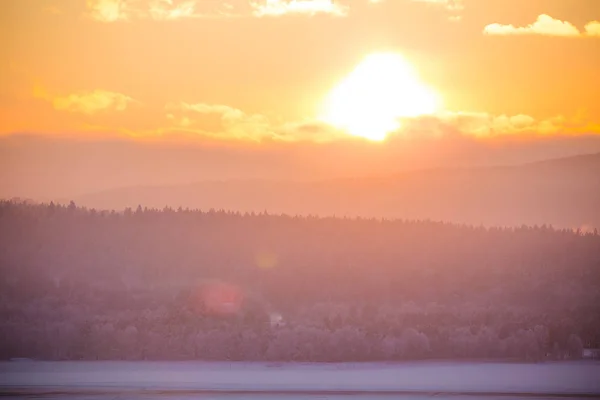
<box><xmin>1</xmin><ymin>0</ymin><xmax>600</xmax><ymax>198</ymax></box>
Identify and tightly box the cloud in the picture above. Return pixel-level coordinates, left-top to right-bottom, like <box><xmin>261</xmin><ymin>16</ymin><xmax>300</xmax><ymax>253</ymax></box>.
<box><xmin>163</xmin><ymin>102</ymin><xmax>347</xmax><ymax>142</ymax></box>
<box><xmin>85</xmin><ymin>0</ymin><xmax>226</xmax><ymax>22</ymax></box>
<box><xmin>23</xmin><ymin>86</ymin><xmax>597</xmax><ymax>143</ymax></box>
<box><xmin>165</xmin><ymin>101</ymin><xmax>593</xmax><ymax>142</ymax></box>
<box><xmin>483</xmin><ymin>14</ymin><xmax>600</xmax><ymax>37</ymax></box>
<box><xmin>165</xmin><ymin>102</ymin><xmax>276</xmax><ymax>140</ymax></box>
<box><xmin>410</xmin><ymin>0</ymin><xmax>464</xmax><ymax>11</ymax></box>
<box><xmin>250</xmin><ymin>0</ymin><xmax>348</xmax><ymax>17</ymax></box>
<box><xmin>407</xmin><ymin>0</ymin><xmax>464</xmax><ymax>21</ymax></box>
<box><xmin>148</xmin><ymin>0</ymin><xmax>198</xmax><ymax>20</ymax></box>
<box><xmin>95</xmin><ymin>98</ymin><xmax>596</xmax><ymax>142</ymax></box>
<box><xmin>400</xmin><ymin>112</ymin><xmax>569</xmax><ymax>139</ymax></box>
<box><xmin>86</xmin><ymin>0</ymin><xmax>348</xmax><ymax>20</ymax></box>
<box><xmin>585</xmin><ymin>21</ymin><xmax>600</xmax><ymax>36</ymax></box>
<box><xmin>278</xmin><ymin>120</ymin><xmax>347</xmax><ymax>142</ymax></box>
<box><xmin>86</xmin><ymin>0</ymin><xmax>129</xmax><ymax>22</ymax></box>
<box><xmin>51</xmin><ymin>90</ymin><xmax>136</xmax><ymax>115</ymax></box>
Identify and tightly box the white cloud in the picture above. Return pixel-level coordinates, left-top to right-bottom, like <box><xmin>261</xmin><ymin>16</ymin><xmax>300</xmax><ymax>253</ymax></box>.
<box><xmin>483</xmin><ymin>14</ymin><xmax>600</xmax><ymax>37</ymax></box>
<box><xmin>53</xmin><ymin>90</ymin><xmax>136</xmax><ymax>114</ymax></box>
<box><xmin>250</xmin><ymin>0</ymin><xmax>348</xmax><ymax>17</ymax></box>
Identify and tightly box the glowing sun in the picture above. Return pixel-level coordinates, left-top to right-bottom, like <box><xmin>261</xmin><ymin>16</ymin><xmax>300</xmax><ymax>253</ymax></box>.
<box><xmin>320</xmin><ymin>52</ymin><xmax>441</xmax><ymax>141</ymax></box>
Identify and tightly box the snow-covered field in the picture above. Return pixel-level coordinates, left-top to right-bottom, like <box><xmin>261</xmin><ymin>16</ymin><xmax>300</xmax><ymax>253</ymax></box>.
<box><xmin>1</xmin><ymin>361</ymin><xmax>599</xmax><ymax>398</ymax></box>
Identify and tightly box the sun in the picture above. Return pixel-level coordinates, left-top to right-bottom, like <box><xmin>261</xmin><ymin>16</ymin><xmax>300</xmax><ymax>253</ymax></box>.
<box><xmin>320</xmin><ymin>52</ymin><xmax>441</xmax><ymax>141</ymax></box>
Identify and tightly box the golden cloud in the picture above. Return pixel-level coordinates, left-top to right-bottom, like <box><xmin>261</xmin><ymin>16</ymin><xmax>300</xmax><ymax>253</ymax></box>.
<box><xmin>23</xmin><ymin>87</ymin><xmax>596</xmax><ymax>142</ymax></box>
<box><xmin>250</xmin><ymin>0</ymin><xmax>348</xmax><ymax>17</ymax></box>
<box><xmin>85</xmin><ymin>0</ymin><xmax>350</xmax><ymax>21</ymax></box>
<box><xmin>85</xmin><ymin>0</ymin><xmax>222</xmax><ymax>22</ymax></box>
<box><xmin>404</xmin><ymin>0</ymin><xmax>464</xmax><ymax>22</ymax></box>
<box><xmin>52</xmin><ymin>90</ymin><xmax>136</xmax><ymax>115</ymax></box>
<box><xmin>430</xmin><ymin>112</ymin><xmax>566</xmax><ymax>137</ymax></box>
<box><xmin>86</xmin><ymin>0</ymin><xmax>128</xmax><ymax>22</ymax></box>
<box><xmin>165</xmin><ymin>102</ymin><xmax>277</xmax><ymax>140</ymax></box>
<box><xmin>483</xmin><ymin>14</ymin><xmax>600</xmax><ymax>37</ymax></box>
<box><xmin>148</xmin><ymin>0</ymin><xmax>198</xmax><ymax>20</ymax></box>
<box><xmin>85</xmin><ymin>98</ymin><xmax>595</xmax><ymax>143</ymax></box>
<box><xmin>410</xmin><ymin>0</ymin><xmax>464</xmax><ymax>11</ymax></box>
<box><xmin>163</xmin><ymin>100</ymin><xmax>594</xmax><ymax>143</ymax></box>
<box><xmin>162</xmin><ymin>102</ymin><xmax>350</xmax><ymax>142</ymax></box>
<box><xmin>585</xmin><ymin>21</ymin><xmax>600</xmax><ymax>36</ymax></box>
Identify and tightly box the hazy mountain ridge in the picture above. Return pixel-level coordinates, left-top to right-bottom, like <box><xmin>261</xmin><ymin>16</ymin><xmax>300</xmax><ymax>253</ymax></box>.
<box><xmin>73</xmin><ymin>152</ymin><xmax>600</xmax><ymax>228</ymax></box>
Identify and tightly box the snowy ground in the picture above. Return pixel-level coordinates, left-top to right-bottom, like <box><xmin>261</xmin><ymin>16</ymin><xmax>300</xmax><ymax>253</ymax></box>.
<box><xmin>0</xmin><ymin>361</ymin><xmax>599</xmax><ymax>398</ymax></box>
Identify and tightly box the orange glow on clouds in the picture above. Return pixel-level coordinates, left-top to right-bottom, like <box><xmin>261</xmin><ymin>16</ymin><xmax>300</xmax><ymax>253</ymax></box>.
<box><xmin>1</xmin><ymin>0</ymin><xmax>599</xmax><ymax>143</ymax></box>
<box><xmin>484</xmin><ymin>14</ymin><xmax>600</xmax><ymax>37</ymax></box>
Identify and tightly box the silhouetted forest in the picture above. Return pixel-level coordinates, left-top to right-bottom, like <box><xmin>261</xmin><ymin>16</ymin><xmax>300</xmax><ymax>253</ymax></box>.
<box><xmin>1</xmin><ymin>201</ymin><xmax>599</xmax><ymax>362</ymax></box>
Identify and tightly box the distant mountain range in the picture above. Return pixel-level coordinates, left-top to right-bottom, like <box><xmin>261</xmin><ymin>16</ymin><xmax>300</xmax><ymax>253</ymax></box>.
<box><xmin>72</xmin><ymin>152</ymin><xmax>600</xmax><ymax>229</ymax></box>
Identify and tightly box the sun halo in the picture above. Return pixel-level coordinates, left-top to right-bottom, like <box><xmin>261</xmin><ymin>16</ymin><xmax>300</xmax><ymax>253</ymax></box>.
<box><xmin>320</xmin><ymin>52</ymin><xmax>441</xmax><ymax>141</ymax></box>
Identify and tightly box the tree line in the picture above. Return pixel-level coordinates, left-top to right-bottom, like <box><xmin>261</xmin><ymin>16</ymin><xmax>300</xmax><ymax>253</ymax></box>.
<box><xmin>0</xmin><ymin>200</ymin><xmax>598</xmax><ymax>361</ymax></box>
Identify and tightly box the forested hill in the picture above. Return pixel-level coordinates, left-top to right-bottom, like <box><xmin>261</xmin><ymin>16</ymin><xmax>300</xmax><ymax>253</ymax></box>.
<box><xmin>73</xmin><ymin>152</ymin><xmax>600</xmax><ymax>229</ymax></box>
<box><xmin>1</xmin><ymin>201</ymin><xmax>599</xmax><ymax>361</ymax></box>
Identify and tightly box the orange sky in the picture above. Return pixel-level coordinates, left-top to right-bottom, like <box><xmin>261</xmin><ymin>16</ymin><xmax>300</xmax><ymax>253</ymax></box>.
<box><xmin>1</xmin><ymin>0</ymin><xmax>600</xmax><ymax>198</ymax></box>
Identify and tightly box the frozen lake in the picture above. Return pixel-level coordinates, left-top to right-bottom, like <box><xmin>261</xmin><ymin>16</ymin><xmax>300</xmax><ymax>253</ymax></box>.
<box><xmin>1</xmin><ymin>361</ymin><xmax>599</xmax><ymax>399</ymax></box>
